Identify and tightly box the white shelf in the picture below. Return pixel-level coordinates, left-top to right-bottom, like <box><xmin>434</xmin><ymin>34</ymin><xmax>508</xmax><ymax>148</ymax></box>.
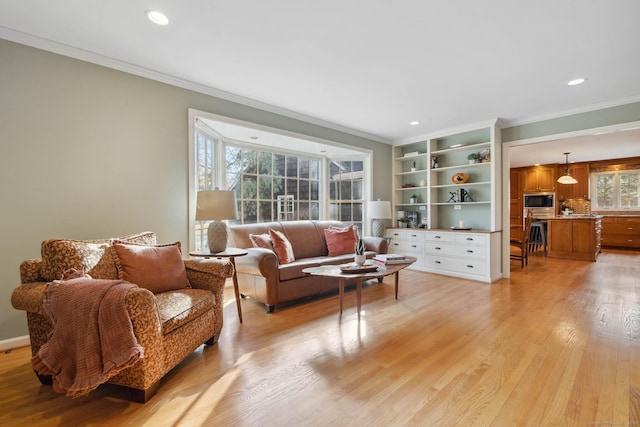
<box><xmin>394</xmin><ymin>169</ymin><xmax>429</xmax><ymax>176</ymax></box>
<box><xmin>432</xmin><ymin>201</ymin><xmax>491</xmax><ymax>206</ymax></box>
<box><xmin>394</xmin><ymin>152</ymin><xmax>429</xmax><ymax>161</ymax></box>
<box><xmin>431</xmin><ymin>141</ymin><xmax>490</xmax><ymax>155</ymax></box>
<box><xmin>431</xmin><ymin>181</ymin><xmax>490</xmax><ymax>189</ymax></box>
<box><xmin>431</xmin><ymin>162</ymin><xmax>491</xmax><ymax>172</ymax></box>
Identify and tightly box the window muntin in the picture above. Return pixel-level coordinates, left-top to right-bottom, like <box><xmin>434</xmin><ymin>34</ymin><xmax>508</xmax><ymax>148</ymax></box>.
<box><xmin>592</xmin><ymin>170</ymin><xmax>640</xmax><ymax>210</ymax></box>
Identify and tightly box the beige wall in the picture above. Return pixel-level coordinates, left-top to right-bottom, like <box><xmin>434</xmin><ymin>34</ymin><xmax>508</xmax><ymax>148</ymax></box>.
<box><xmin>0</xmin><ymin>39</ymin><xmax>392</xmax><ymax>340</ymax></box>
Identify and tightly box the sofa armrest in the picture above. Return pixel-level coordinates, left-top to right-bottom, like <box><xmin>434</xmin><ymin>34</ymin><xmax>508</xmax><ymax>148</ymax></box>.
<box><xmin>233</xmin><ymin>248</ymin><xmax>279</xmax><ymax>278</ymax></box>
<box><xmin>11</xmin><ymin>281</ymin><xmax>48</xmax><ymax>314</ymax></box>
<box><xmin>362</xmin><ymin>236</ymin><xmax>389</xmax><ymax>254</ymax></box>
<box><xmin>183</xmin><ymin>259</ymin><xmax>234</xmax><ymax>292</ymax></box>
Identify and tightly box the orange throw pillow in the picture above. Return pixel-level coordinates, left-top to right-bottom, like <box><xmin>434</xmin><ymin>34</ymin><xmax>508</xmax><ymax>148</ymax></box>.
<box><xmin>268</xmin><ymin>229</ymin><xmax>295</xmax><ymax>264</ymax></box>
<box><xmin>110</xmin><ymin>241</ymin><xmax>190</xmax><ymax>293</ymax></box>
<box><xmin>325</xmin><ymin>226</ymin><xmax>358</xmax><ymax>256</ymax></box>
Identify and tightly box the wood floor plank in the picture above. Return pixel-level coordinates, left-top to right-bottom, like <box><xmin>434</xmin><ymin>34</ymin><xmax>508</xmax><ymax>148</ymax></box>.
<box><xmin>1</xmin><ymin>248</ymin><xmax>639</xmax><ymax>426</ymax></box>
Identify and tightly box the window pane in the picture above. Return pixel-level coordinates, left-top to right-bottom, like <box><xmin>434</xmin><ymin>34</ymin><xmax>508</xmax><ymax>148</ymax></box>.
<box><xmin>274</xmin><ymin>154</ymin><xmax>286</xmax><ymax>176</ymax></box>
<box><xmin>310</xmin><ymin>160</ymin><xmax>320</xmax><ymax>180</ymax></box>
<box><xmin>226</xmin><ymin>146</ymin><xmax>243</xmax><ymax>175</ymax></box>
<box><xmin>299</xmin><ymin>180</ymin><xmax>309</xmax><ymax>201</ymax></box>
<box><xmin>595</xmin><ymin>174</ymin><xmax>615</xmax><ymax>208</ymax></box>
<box><xmin>620</xmin><ymin>173</ymin><xmax>640</xmax><ymax>208</ymax></box>
<box><xmin>258</xmin><ymin>152</ymin><xmax>272</xmax><ymax>175</ymax></box>
<box><xmin>286</xmin><ymin>179</ymin><xmax>298</xmax><ymax>200</ymax></box>
<box><xmin>340</xmin><ymin>203</ymin><xmax>352</xmax><ymax>221</ymax></box>
<box><xmin>310</xmin><ymin>181</ymin><xmax>319</xmax><ymax>201</ymax></box>
<box><xmin>299</xmin><ymin>202</ymin><xmax>310</xmax><ymax>220</ymax></box>
<box><xmin>243</xmin><ymin>149</ymin><xmax>257</xmax><ymax>174</ymax></box>
<box><xmin>273</xmin><ymin>177</ymin><xmax>285</xmax><ymax>197</ymax></box>
<box><xmin>310</xmin><ymin>202</ymin><xmax>320</xmax><ymax>220</ymax></box>
<box><xmin>299</xmin><ymin>159</ymin><xmax>309</xmax><ymax>179</ymax></box>
<box><xmin>286</xmin><ymin>156</ymin><xmax>298</xmax><ymax>178</ymax></box>
<box><xmin>258</xmin><ymin>176</ymin><xmax>272</xmax><ymax>200</ymax></box>
<box><xmin>259</xmin><ymin>201</ymin><xmax>273</xmax><ymax>222</ymax></box>
<box><xmin>243</xmin><ymin>200</ymin><xmax>257</xmax><ymax>223</ymax></box>
<box><xmin>340</xmin><ymin>181</ymin><xmax>352</xmax><ymax>200</ymax></box>
<box><xmin>243</xmin><ymin>175</ymin><xmax>257</xmax><ymax>199</ymax></box>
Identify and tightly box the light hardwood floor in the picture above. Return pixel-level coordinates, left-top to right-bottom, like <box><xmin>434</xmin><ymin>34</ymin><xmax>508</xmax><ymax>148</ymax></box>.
<box><xmin>1</xmin><ymin>249</ymin><xmax>639</xmax><ymax>426</ymax></box>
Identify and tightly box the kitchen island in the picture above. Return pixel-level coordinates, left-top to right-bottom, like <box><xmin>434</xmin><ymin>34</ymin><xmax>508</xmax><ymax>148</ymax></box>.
<box><xmin>547</xmin><ymin>215</ymin><xmax>602</xmax><ymax>261</ymax></box>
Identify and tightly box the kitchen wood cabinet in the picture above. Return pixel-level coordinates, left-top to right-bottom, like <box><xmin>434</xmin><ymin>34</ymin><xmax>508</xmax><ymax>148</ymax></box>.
<box><xmin>547</xmin><ymin>217</ymin><xmax>601</xmax><ymax>261</ymax></box>
<box><xmin>522</xmin><ymin>165</ymin><xmax>556</xmax><ymax>193</ymax></box>
<box><xmin>601</xmin><ymin>216</ymin><xmax>640</xmax><ymax>248</ymax></box>
<box><xmin>557</xmin><ymin>162</ymin><xmax>590</xmax><ymax>201</ymax></box>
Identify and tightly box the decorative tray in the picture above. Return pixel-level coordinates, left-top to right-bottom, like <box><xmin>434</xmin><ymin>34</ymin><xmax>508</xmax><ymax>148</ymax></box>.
<box><xmin>339</xmin><ymin>264</ymin><xmax>379</xmax><ymax>274</ymax></box>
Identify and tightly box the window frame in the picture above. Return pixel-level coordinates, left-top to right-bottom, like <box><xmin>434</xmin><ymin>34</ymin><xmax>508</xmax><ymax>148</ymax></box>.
<box><xmin>188</xmin><ymin>109</ymin><xmax>374</xmax><ymax>251</ymax></box>
<box><xmin>591</xmin><ymin>169</ymin><xmax>640</xmax><ymax>211</ymax></box>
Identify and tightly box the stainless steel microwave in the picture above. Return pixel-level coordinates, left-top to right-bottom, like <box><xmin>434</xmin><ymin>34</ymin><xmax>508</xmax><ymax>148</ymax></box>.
<box><xmin>524</xmin><ymin>192</ymin><xmax>555</xmax><ymax>209</ymax></box>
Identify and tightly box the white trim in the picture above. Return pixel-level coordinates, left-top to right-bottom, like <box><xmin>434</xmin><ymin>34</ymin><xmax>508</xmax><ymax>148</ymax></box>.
<box><xmin>506</xmin><ymin>120</ymin><xmax>640</xmax><ymax>147</ymax></box>
<box><xmin>501</xmin><ymin>95</ymin><xmax>640</xmax><ymax>128</ymax></box>
<box><xmin>0</xmin><ymin>335</ymin><xmax>30</xmax><ymax>352</ymax></box>
<box><xmin>0</xmin><ymin>27</ymin><xmax>389</xmax><ymax>145</ymax></box>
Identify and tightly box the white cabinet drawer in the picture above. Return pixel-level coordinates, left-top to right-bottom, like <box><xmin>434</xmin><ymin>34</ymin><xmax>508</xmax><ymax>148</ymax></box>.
<box><xmin>424</xmin><ymin>232</ymin><xmax>453</xmax><ymax>243</ymax></box>
<box><xmin>453</xmin><ymin>233</ymin><xmax>486</xmax><ymax>245</ymax></box>
<box><xmin>386</xmin><ymin>230</ymin><xmax>406</xmax><ymax>240</ymax></box>
<box><xmin>425</xmin><ymin>242</ymin><xmax>486</xmax><ymax>259</ymax></box>
<box><xmin>405</xmin><ymin>231</ymin><xmax>423</xmax><ymax>241</ymax></box>
<box><xmin>425</xmin><ymin>256</ymin><xmax>487</xmax><ymax>276</ymax></box>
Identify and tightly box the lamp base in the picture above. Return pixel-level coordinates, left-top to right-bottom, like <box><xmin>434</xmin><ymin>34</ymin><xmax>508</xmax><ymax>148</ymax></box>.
<box><xmin>372</xmin><ymin>219</ymin><xmax>385</xmax><ymax>238</ymax></box>
<box><xmin>207</xmin><ymin>221</ymin><xmax>228</xmax><ymax>253</ymax></box>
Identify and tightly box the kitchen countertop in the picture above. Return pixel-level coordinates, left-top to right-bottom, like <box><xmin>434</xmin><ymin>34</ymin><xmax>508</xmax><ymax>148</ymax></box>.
<box><xmin>551</xmin><ymin>214</ymin><xmax>603</xmax><ymax>219</ymax></box>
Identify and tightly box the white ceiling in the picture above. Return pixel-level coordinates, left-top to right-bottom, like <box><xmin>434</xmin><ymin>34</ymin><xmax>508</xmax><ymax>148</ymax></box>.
<box><xmin>2</xmin><ymin>0</ymin><xmax>640</xmax><ymax>165</ymax></box>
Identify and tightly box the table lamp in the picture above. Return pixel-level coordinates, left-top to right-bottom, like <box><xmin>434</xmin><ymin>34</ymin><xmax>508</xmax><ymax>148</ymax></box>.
<box><xmin>196</xmin><ymin>190</ymin><xmax>238</xmax><ymax>253</ymax></box>
<box><xmin>369</xmin><ymin>200</ymin><xmax>392</xmax><ymax>238</ymax></box>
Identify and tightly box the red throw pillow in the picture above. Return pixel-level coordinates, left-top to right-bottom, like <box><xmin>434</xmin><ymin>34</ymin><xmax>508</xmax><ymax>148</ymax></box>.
<box><xmin>325</xmin><ymin>226</ymin><xmax>358</xmax><ymax>256</ymax></box>
<box><xmin>249</xmin><ymin>233</ymin><xmax>273</xmax><ymax>250</ymax></box>
<box><xmin>110</xmin><ymin>241</ymin><xmax>190</xmax><ymax>294</ymax></box>
<box><xmin>268</xmin><ymin>229</ymin><xmax>295</xmax><ymax>264</ymax></box>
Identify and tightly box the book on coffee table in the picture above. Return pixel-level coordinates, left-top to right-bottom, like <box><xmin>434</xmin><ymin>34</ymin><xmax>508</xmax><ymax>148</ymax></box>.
<box><xmin>373</xmin><ymin>254</ymin><xmax>410</xmax><ymax>265</ymax></box>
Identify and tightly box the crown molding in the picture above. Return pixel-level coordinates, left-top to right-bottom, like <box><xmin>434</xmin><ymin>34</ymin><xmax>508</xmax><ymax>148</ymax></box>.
<box><xmin>0</xmin><ymin>27</ymin><xmax>390</xmax><ymax>145</ymax></box>
<box><xmin>501</xmin><ymin>95</ymin><xmax>640</xmax><ymax>128</ymax></box>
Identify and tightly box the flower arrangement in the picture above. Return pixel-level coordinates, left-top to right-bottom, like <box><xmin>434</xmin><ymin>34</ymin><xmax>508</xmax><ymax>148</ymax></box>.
<box><xmin>354</xmin><ymin>239</ymin><xmax>365</xmax><ymax>255</ymax></box>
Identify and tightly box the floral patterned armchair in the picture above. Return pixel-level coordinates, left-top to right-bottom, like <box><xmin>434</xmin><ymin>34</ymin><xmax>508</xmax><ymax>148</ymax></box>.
<box><xmin>11</xmin><ymin>232</ymin><xmax>234</xmax><ymax>402</ymax></box>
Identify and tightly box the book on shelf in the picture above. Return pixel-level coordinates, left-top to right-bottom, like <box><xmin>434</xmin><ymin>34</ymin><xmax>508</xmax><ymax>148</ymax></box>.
<box><xmin>373</xmin><ymin>254</ymin><xmax>410</xmax><ymax>265</ymax></box>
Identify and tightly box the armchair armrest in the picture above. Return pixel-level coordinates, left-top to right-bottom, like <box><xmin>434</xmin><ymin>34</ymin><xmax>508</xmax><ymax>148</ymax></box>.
<box><xmin>183</xmin><ymin>258</ymin><xmax>234</xmax><ymax>292</ymax></box>
<box><xmin>11</xmin><ymin>281</ymin><xmax>48</xmax><ymax>314</ymax></box>
<box><xmin>362</xmin><ymin>236</ymin><xmax>388</xmax><ymax>254</ymax></box>
<box><xmin>20</xmin><ymin>259</ymin><xmax>44</xmax><ymax>284</ymax></box>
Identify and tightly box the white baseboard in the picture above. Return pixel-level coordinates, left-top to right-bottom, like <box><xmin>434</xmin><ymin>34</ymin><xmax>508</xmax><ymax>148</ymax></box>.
<box><xmin>0</xmin><ymin>335</ymin><xmax>30</xmax><ymax>352</ymax></box>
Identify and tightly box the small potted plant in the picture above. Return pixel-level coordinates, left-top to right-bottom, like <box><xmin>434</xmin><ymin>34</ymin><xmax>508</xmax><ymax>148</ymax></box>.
<box><xmin>398</xmin><ymin>216</ymin><xmax>409</xmax><ymax>228</ymax></box>
<box><xmin>409</xmin><ymin>194</ymin><xmax>418</xmax><ymax>204</ymax></box>
<box><xmin>468</xmin><ymin>153</ymin><xmax>479</xmax><ymax>164</ymax></box>
<box><xmin>354</xmin><ymin>239</ymin><xmax>366</xmax><ymax>265</ymax></box>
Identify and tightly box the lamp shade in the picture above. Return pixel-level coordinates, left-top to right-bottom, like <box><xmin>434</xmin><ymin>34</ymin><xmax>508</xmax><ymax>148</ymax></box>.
<box><xmin>196</xmin><ymin>190</ymin><xmax>238</xmax><ymax>221</ymax></box>
<box><xmin>369</xmin><ymin>200</ymin><xmax>392</xmax><ymax>219</ymax></box>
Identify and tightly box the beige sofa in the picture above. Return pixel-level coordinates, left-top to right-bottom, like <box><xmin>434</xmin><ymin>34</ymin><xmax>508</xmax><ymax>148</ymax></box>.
<box><xmin>11</xmin><ymin>231</ymin><xmax>234</xmax><ymax>402</ymax></box>
<box><xmin>228</xmin><ymin>220</ymin><xmax>388</xmax><ymax>312</ymax></box>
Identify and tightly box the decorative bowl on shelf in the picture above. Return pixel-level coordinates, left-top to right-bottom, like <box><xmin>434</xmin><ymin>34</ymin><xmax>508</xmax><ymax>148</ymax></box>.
<box><xmin>451</xmin><ymin>172</ymin><xmax>470</xmax><ymax>184</ymax></box>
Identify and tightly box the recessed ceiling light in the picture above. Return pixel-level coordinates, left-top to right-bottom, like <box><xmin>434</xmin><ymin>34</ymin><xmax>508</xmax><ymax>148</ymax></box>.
<box><xmin>146</xmin><ymin>10</ymin><xmax>169</xmax><ymax>26</ymax></box>
<box><xmin>409</xmin><ymin>121</ymin><xmax>420</xmax><ymax>126</ymax></box>
<box><xmin>567</xmin><ymin>77</ymin><xmax>586</xmax><ymax>86</ymax></box>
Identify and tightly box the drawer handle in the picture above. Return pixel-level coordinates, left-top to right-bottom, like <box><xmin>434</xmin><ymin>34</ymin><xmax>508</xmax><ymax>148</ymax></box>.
<box><xmin>393</xmin><ymin>243</ymin><xmax>400</xmax><ymax>247</ymax></box>
<box><xmin>411</xmin><ymin>245</ymin><xmax>417</xmax><ymax>248</ymax></box>
<box><xmin>466</xmin><ymin>237</ymin><xmax>474</xmax><ymax>241</ymax></box>
<box><xmin>435</xmin><ymin>247</ymin><xmax>441</xmax><ymax>250</ymax></box>
<box><xmin>466</xmin><ymin>250</ymin><xmax>474</xmax><ymax>253</ymax></box>
<box><xmin>393</xmin><ymin>233</ymin><xmax>400</xmax><ymax>236</ymax></box>
<box><xmin>435</xmin><ymin>236</ymin><xmax>441</xmax><ymax>239</ymax></box>
<box><xmin>466</xmin><ymin>265</ymin><xmax>474</xmax><ymax>268</ymax></box>
<box><xmin>411</xmin><ymin>234</ymin><xmax>417</xmax><ymax>237</ymax></box>
<box><xmin>435</xmin><ymin>260</ymin><xmax>441</xmax><ymax>264</ymax></box>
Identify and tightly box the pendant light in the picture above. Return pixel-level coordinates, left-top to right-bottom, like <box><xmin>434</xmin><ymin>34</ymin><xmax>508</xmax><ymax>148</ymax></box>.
<box><xmin>557</xmin><ymin>152</ymin><xmax>578</xmax><ymax>184</ymax></box>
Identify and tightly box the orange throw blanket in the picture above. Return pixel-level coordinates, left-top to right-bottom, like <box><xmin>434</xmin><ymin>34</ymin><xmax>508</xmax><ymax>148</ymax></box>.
<box><xmin>32</xmin><ymin>276</ymin><xmax>144</xmax><ymax>398</ymax></box>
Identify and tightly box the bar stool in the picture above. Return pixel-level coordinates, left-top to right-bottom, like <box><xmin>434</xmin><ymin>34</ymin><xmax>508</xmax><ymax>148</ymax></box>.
<box><xmin>529</xmin><ymin>221</ymin><xmax>547</xmax><ymax>257</ymax></box>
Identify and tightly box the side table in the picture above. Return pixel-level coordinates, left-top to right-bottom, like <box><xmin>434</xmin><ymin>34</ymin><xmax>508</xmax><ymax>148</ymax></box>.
<box><xmin>189</xmin><ymin>248</ymin><xmax>248</xmax><ymax>323</ymax></box>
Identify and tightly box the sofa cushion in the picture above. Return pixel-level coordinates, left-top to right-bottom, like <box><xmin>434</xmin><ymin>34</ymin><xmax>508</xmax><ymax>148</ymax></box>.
<box><xmin>39</xmin><ymin>232</ymin><xmax>158</xmax><ymax>282</ymax></box>
<box><xmin>324</xmin><ymin>225</ymin><xmax>358</xmax><ymax>256</ymax></box>
<box><xmin>111</xmin><ymin>241</ymin><xmax>191</xmax><ymax>294</ymax></box>
<box><xmin>249</xmin><ymin>233</ymin><xmax>273</xmax><ymax>250</ymax></box>
<box><xmin>155</xmin><ymin>288</ymin><xmax>215</xmax><ymax>335</ymax></box>
<box><xmin>269</xmin><ymin>229</ymin><xmax>295</xmax><ymax>264</ymax></box>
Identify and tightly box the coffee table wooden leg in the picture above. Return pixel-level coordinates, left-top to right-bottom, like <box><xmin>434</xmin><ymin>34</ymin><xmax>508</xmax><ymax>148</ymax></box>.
<box><xmin>230</xmin><ymin>257</ymin><xmax>243</xmax><ymax>323</ymax></box>
<box><xmin>394</xmin><ymin>272</ymin><xmax>399</xmax><ymax>300</ymax></box>
<box><xmin>339</xmin><ymin>278</ymin><xmax>345</xmax><ymax>314</ymax></box>
<box><xmin>357</xmin><ymin>278</ymin><xmax>362</xmax><ymax>318</ymax></box>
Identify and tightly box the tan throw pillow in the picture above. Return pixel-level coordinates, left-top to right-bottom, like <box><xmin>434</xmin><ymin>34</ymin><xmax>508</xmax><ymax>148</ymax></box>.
<box><xmin>249</xmin><ymin>233</ymin><xmax>273</xmax><ymax>250</ymax></box>
<box><xmin>268</xmin><ymin>229</ymin><xmax>295</xmax><ymax>264</ymax></box>
<box><xmin>110</xmin><ymin>241</ymin><xmax>190</xmax><ymax>294</ymax></box>
<box><xmin>325</xmin><ymin>226</ymin><xmax>358</xmax><ymax>256</ymax></box>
